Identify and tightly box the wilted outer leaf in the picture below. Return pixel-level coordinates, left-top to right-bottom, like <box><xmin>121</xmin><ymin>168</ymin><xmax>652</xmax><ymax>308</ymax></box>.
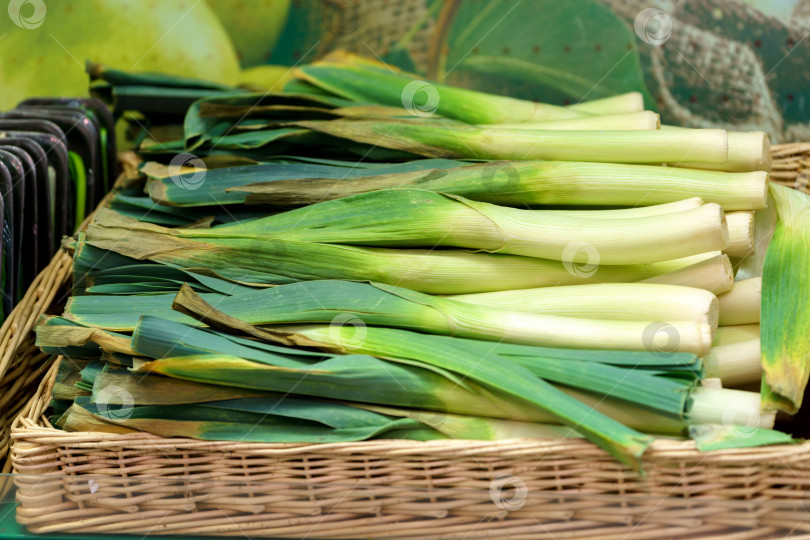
<box><xmin>760</xmin><ymin>184</ymin><xmax>810</xmax><ymax>413</ymax></box>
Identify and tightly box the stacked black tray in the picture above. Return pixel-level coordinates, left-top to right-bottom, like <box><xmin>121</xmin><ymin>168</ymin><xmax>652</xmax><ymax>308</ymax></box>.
<box><xmin>0</xmin><ymin>97</ymin><xmax>117</xmax><ymax>319</ymax></box>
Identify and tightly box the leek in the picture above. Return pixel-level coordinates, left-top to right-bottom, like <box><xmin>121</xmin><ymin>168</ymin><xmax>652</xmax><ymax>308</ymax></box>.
<box><xmin>296</xmin><ymin>61</ymin><xmax>590</xmax><ymax>124</ymax></box>
<box><xmin>687</xmin><ymin>386</ymin><xmax>774</xmax><ymax>429</ymax></box>
<box><xmin>233</xmin><ymin>160</ymin><xmax>767</xmax><ymax>211</ymax></box>
<box><xmin>760</xmin><ymin>184</ymin><xmax>810</xmax><ymax>413</ymax></box>
<box><xmin>725</xmin><ymin>212</ymin><xmax>755</xmax><ymax>259</ymax></box>
<box><xmin>68</xmin><ymin>280</ymin><xmax>715</xmax><ymax>355</ymax></box>
<box><xmin>129</xmin><ymin>322</ymin><xmax>656</xmax><ymax>466</ymax></box>
<box><xmin>667</xmin><ymin>131</ymin><xmax>771</xmax><ymax>172</ymax></box>
<box><xmin>293</xmin><ymin>117</ymin><xmax>730</xmax><ymax>165</ymax></box>
<box><xmin>703</xmin><ymin>325</ymin><xmax>762</xmax><ymax>387</ymax></box>
<box><xmin>717</xmin><ymin>277</ymin><xmax>761</xmax><ymax>325</ymax></box>
<box><xmin>449</xmin><ymin>283</ymin><xmax>718</xmax><ymax>328</ymax></box>
<box><xmin>84</xmin><ymin>209</ymin><xmax>727</xmax><ymax>295</ymax></box>
<box><xmin>167</xmin><ymin>281</ymin><xmax>715</xmax><ymax>355</ymax></box>
<box><xmin>188</xmin><ymin>190</ymin><xmax>730</xmax><ymax>265</ymax></box>
<box><xmin>61</xmin><ymin>395</ymin><xmax>433</xmax><ymax>443</ymax></box>
<box><xmin>641</xmin><ymin>254</ymin><xmax>734</xmax><ymax>295</ymax></box>
<box><xmin>355</xmin><ymin>405</ymin><xmax>581</xmax><ymax>441</ymax></box>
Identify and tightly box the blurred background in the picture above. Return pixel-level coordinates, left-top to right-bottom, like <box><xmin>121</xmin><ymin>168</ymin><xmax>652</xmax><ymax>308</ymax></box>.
<box><xmin>1</xmin><ymin>0</ymin><xmax>808</xmax><ymax>142</ymax></box>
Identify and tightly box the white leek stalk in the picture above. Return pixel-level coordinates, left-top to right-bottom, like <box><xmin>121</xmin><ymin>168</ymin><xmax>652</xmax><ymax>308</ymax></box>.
<box><xmin>667</xmin><ymin>130</ymin><xmax>771</xmax><ymax>172</ymax></box>
<box><xmin>642</xmin><ymin>254</ymin><xmax>734</xmax><ymax>295</ymax></box>
<box><xmin>300</xmin><ymin>118</ymin><xmax>732</xmax><ymax>165</ymax></box>
<box><xmin>440</xmin><ymin>308</ymin><xmax>714</xmax><ymax>356</ymax></box>
<box><xmin>718</xmin><ymin>277</ymin><xmax>761</xmax><ymax>325</ymax></box>
<box><xmin>725</xmin><ymin>212</ymin><xmax>755</xmax><ymax>258</ymax></box>
<box><xmin>703</xmin><ymin>324</ymin><xmax>762</xmax><ymax>387</ymax></box>
<box><xmin>687</xmin><ymin>386</ymin><xmax>773</xmax><ymax>428</ymax></box>
<box><xmin>449</xmin><ymin>283</ymin><xmax>718</xmax><ymax>329</ymax></box>
<box><xmin>449</xmin><ymin>199</ymin><xmax>730</xmax><ymax>264</ymax></box>
<box><xmin>207</xmin><ymin>190</ymin><xmax>732</xmax><ymax>265</ymax></box>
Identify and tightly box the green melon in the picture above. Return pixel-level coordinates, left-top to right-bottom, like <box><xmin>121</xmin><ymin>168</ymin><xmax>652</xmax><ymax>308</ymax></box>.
<box><xmin>0</xmin><ymin>0</ymin><xmax>240</xmax><ymax>109</ymax></box>
<box><xmin>206</xmin><ymin>0</ymin><xmax>291</xmax><ymax>67</ymax></box>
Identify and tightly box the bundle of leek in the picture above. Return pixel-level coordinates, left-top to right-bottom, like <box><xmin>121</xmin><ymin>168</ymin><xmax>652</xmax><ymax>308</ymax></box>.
<box><xmin>39</xmin><ymin>60</ymin><xmax>809</xmax><ymax>469</ymax></box>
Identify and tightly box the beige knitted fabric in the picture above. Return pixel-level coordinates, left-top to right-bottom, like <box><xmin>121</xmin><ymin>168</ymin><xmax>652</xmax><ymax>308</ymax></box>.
<box><xmin>324</xmin><ymin>0</ymin><xmax>434</xmax><ymax>72</ymax></box>
<box><xmin>600</xmin><ymin>0</ymin><xmax>809</xmax><ymax>142</ymax></box>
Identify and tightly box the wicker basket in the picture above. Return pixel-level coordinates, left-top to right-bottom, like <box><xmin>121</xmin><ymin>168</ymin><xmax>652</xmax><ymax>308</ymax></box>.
<box><xmin>0</xmin><ymin>251</ymin><xmax>72</xmax><ymax>479</ymax></box>
<box><xmin>0</xmin><ymin>153</ymin><xmax>140</xmax><ymax>479</ymax></box>
<box><xmin>6</xmin><ymin>149</ymin><xmax>810</xmax><ymax>538</ymax></box>
<box><xmin>771</xmin><ymin>143</ymin><xmax>810</xmax><ymax>192</ymax></box>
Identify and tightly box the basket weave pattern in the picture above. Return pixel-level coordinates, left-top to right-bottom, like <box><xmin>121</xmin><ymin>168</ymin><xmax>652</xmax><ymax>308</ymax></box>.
<box><xmin>11</xmin><ymin>361</ymin><xmax>810</xmax><ymax>538</ymax></box>
<box><xmin>6</xmin><ymin>152</ymin><xmax>810</xmax><ymax>537</ymax></box>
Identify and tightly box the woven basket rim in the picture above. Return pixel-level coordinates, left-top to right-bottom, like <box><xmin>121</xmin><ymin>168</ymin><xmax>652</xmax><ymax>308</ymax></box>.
<box><xmin>12</xmin><ymin>355</ymin><xmax>810</xmax><ymax>466</ymax></box>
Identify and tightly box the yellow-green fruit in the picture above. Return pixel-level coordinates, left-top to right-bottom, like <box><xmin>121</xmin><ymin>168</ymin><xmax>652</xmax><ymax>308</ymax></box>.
<box><xmin>0</xmin><ymin>0</ymin><xmax>240</xmax><ymax>109</ymax></box>
<box><xmin>206</xmin><ymin>0</ymin><xmax>291</xmax><ymax>67</ymax></box>
<box><xmin>238</xmin><ymin>65</ymin><xmax>294</xmax><ymax>91</ymax></box>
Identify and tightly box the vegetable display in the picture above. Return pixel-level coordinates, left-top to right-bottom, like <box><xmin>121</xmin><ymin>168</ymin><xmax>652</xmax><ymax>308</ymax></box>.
<box><xmin>39</xmin><ymin>52</ymin><xmax>810</xmax><ymax>470</ymax></box>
